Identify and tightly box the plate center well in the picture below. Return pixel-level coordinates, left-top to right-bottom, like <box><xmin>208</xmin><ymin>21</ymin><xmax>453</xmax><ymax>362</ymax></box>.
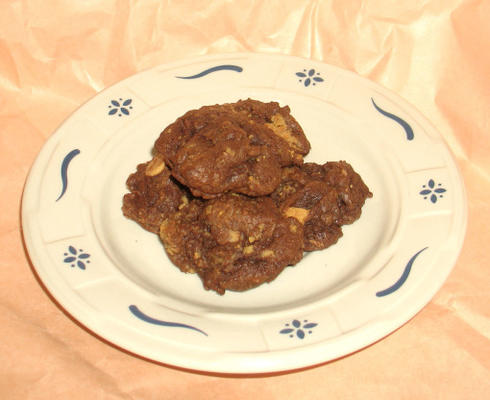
<box><xmin>87</xmin><ymin>90</ymin><xmax>400</xmax><ymax>313</ymax></box>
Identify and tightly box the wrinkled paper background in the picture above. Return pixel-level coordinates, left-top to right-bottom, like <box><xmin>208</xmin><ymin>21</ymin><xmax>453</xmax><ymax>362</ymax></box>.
<box><xmin>1</xmin><ymin>0</ymin><xmax>489</xmax><ymax>399</ymax></box>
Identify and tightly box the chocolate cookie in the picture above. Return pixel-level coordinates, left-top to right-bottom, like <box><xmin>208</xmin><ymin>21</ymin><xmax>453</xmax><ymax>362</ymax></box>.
<box><xmin>159</xmin><ymin>193</ymin><xmax>304</xmax><ymax>294</ymax></box>
<box><xmin>122</xmin><ymin>155</ymin><xmax>190</xmax><ymax>233</ymax></box>
<box><xmin>154</xmin><ymin>99</ymin><xmax>310</xmax><ymax>198</ymax></box>
<box><xmin>271</xmin><ymin>161</ymin><xmax>372</xmax><ymax>251</ymax></box>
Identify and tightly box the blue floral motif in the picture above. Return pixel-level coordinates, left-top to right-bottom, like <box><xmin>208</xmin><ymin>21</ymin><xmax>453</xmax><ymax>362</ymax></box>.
<box><xmin>108</xmin><ymin>98</ymin><xmax>133</xmax><ymax>116</ymax></box>
<box><xmin>63</xmin><ymin>246</ymin><xmax>90</xmax><ymax>270</ymax></box>
<box><xmin>419</xmin><ymin>179</ymin><xmax>446</xmax><ymax>203</ymax></box>
<box><xmin>280</xmin><ymin>319</ymin><xmax>318</xmax><ymax>339</ymax></box>
<box><xmin>296</xmin><ymin>69</ymin><xmax>324</xmax><ymax>87</ymax></box>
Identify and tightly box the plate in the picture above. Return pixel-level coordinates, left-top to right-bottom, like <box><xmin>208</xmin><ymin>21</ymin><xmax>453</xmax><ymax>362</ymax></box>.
<box><xmin>21</xmin><ymin>53</ymin><xmax>467</xmax><ymax>374</ymax></box>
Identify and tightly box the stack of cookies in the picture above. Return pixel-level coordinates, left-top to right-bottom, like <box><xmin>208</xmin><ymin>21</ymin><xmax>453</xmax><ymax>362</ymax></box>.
<box><xmin>122</xmin><ymin>99</ymin><xmax>372</xmax><ymax>294</ymax></box>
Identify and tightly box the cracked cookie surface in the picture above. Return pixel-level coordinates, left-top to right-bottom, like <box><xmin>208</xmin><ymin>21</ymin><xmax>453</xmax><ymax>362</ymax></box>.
<box><xmin>271</xmin><ymin>161</ymin><xmax>372</xmax><ymax>251</ymax></box>
<box><xmin>122</xmin><ymin>156</ymin><xmax>190</xmax><ymax>233</ymax></box>
<box><xmin>159</xmin><ymin>194</ymin><xmax>304</xmax><ymax>294</ymax></box>
<box><xmin>154</xmin><ymin>99</ymin><xmax>310</xmax><ymax>198</ymax></box>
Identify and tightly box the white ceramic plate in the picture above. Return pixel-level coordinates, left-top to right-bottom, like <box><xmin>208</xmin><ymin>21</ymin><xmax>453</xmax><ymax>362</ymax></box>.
<box><xmin>22</xmin><ymin>53</ymin><xmax>467</xmax><ymax>374</ymax></box>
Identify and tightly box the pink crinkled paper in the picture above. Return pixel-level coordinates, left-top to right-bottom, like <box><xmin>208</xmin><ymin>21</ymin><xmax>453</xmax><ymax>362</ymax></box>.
<box><xmin>1</xmin><ymin>1</ymin><xmax>489</xmax><ymax>398</ymax></box>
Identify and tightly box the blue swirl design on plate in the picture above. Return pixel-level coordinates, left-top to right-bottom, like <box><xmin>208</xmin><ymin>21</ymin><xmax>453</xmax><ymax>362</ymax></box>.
<box><xmin>371</xmin><ymin>98</ymin><xmax>414</xmax><ymax>141</ymax></box>
<box><xmin>129</xmin><ymin>305</ymin><xmax>208</xmax><ymax>336</ymax></box>
<box><xmin>63</xmin><ymin>246</ymin><xmax>90</xmax><ymax>270</ymax></box>
<box><xmin>280</xmin><ymin>319</ymin><xmax>318</xmax><ymax>339</ymax></box>
<box><xmin>176</xmin><ymin>64</ymin><xmax>243</xmax><ymax>79</ymax></box>
<box><xmin>56</xmin><ymin>149</ymin><xmax>80</xmax><ymax>201</ymax></box>
<box><xmin>376</xmin><ymin>247</ymin><xmax>428</xmax><ymax>297</ymax></box>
